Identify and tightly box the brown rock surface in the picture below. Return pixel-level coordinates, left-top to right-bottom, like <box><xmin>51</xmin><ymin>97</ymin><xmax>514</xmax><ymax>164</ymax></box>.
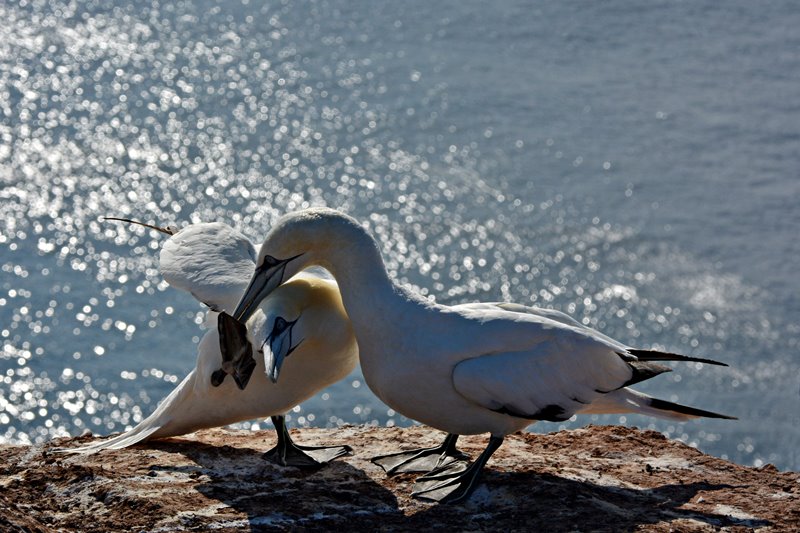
<box><xmin>1</xmin><ymin>425</ymin><xmax>797</xmax><ymax>532</ymax></box>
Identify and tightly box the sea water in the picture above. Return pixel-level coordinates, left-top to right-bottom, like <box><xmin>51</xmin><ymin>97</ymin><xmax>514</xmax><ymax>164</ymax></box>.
<box><xmin>1</xmin><ymin>0</ymin><xmax>798</xmax><ymax>470</ymax></box>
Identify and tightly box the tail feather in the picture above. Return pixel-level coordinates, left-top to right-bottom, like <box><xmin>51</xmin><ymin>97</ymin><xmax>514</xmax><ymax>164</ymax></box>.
<box><xmin>647</xmin><ymin>396</ymin><xmax>737</xmax><ymax>420</ymax></box>
<box><xmin>580</xmin><ymin>388</ymin><xmax>737</xmax><ymax>421</ymax></box>
<box><xmin>60</xmin><ymin>425</ymin><xmax>164</xmax><ymax>454</ymax></box>
<box><xmin>55</xmin><ymin>371</ymin><xmax>197</xmax><ymax>455</ymax></box>
<box><xmin>624</xmin><ymin>348</ymin><xmax>728</xmax><ymax>367</ymax></box>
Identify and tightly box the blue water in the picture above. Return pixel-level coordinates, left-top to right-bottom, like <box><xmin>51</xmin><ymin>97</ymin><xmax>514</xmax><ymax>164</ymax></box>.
<box><xmin>1</xmin><ymin>0</ymin><xmax>798</xmax><ymax>470</ymax></box>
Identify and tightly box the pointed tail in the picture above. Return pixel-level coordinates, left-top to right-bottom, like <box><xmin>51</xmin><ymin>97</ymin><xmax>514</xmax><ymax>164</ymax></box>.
<box><xmin>580</xmin><ymin>388</ymin><xmax>736</xmax><ymax>421</ymax></box>
<box><xmin>56</xmin><ymin>370</ymin><xmax>200</xmax><ymax>454</ymax></box>
<box><xmin>645</xmin><ymin>395</ymin><xmax>737</xmax><ymax>420</ymax></box>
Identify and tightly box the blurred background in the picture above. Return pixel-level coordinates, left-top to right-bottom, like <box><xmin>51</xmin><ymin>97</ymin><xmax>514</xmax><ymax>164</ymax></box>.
<box><xmin>1</xmin><ymin>0</ymin><xmax>798</xmax><ymax>470</ymax></box>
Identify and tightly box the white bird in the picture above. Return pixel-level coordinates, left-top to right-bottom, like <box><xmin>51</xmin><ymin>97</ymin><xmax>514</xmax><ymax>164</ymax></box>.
<box><xmin>220</xmin><ymin>207</ymin><xmax>735</xmax><ymax>503</ymax></box>
<box><xmin>64</xmin><ymin>218</ymin><xmax>358</xmax><ymax>467</ymax></box>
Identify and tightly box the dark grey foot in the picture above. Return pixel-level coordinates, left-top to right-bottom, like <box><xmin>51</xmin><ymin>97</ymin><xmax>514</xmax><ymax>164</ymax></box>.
<box><xmin>411</xmin><ymin>460</ymin><xmax>474</xmax><ymax>503</ymax></box>
<box><xmin>372</xmin><ymin>433</ymin><xmax>469</xmax><ymax>476</ymax></box>
<box><xmin>412</xmin><ymin>435</ymin><xmax>504</xmax><ymax>504</ymax></box>
<box><xmin>263</xmin><ymin>442</ymin><xmax>352</xmax><ymax>469</ymax></box>
<box><xmin>264</xmin><ymin>415</ymin><xmax>352</xmax><ymax>469</ymax></box>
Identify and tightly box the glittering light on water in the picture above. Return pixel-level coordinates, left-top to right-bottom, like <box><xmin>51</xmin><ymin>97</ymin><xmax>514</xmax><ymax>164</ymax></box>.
<box><xmin>0</xmin><ymin>0</ymin><xmax>794</xmax><ymax>472</ymax></box>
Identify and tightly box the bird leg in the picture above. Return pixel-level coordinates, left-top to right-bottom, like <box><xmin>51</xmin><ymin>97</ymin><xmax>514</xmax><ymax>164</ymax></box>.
<box><xmin>262</xmin><ymin>415</ymin><xmax>352</xmax><ymax>468</ymax></box>
<box><xmin>411</xmin><ymin>435</ymin><xmax>504</xmax><ymax>504</ymax></box>
<box><xmin>371</xmin><ymin>433</ymin><xmax>469</xmax><ymax>475</ymax></box>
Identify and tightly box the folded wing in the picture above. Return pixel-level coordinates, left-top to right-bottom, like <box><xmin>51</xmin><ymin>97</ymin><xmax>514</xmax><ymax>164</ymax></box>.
<box><xmin>452</xmin><ymin>333</ymin><xmax>634</xmax><ymax>422</ymax></box>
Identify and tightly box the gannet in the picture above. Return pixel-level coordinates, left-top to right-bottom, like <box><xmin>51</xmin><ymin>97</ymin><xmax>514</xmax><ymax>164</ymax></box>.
<box><xmin>220</xmin><ymin>208</ymin><xmax>735</xmax><ymax>503</ymax></box>
<box><xmin>64</xmin><ymin>219</ymin><xmax>358</xmax><ymax>467</ymax></box>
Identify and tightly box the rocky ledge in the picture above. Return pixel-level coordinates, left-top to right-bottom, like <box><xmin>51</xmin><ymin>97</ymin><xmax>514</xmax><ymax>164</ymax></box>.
<box><xmin>1</xmin><ymin>425</ymin><xmax>797</xmax><ymax>532</ymax></box>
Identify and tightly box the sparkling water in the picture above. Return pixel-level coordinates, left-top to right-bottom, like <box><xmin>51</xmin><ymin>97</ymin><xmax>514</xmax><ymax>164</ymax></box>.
<box><xmin>1</xmin><ymin>0</ymin><xmax>798</xmax><ymax>471</ymax></box>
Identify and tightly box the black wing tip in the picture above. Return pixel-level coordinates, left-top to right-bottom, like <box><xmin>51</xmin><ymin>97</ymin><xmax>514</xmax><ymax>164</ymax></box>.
<box><xmin>625</xmin><ymin>349</ymin><xmax>729</xmax><ymax>367</ymax></box>
<box><xmin>622</xmin><ymin>360</ymin><xmax>672</xmax><ymax>388</ymax></box>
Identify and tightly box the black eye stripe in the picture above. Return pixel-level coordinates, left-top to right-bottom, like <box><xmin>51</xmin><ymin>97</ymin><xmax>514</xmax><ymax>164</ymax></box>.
<box><xmin>266</xmin><ymin>316</ymin><xmax>299</xmax><ymax>343</ymax></box>
<box><xmin>274</xmin><ymin>316</ymin><xmax>289</xmax><ymax>332</ymax></box>
<box><xmin>261</xmin><ymin>254</ymin><xmax>281</xmax><ymax>268</ymax></box>
<box><xmin>259</xmin><ymin>252</ymin><xmax>304</xmax><ymax>270</ymax></box>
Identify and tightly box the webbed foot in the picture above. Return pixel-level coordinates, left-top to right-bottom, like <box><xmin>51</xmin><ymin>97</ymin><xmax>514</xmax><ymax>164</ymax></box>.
<box><xmin>263</xmin><ymin>441</ymin><xmax>352</xmax><ymax>468</ymax></box>
<box><xmin>264</xmin><ymin>415</ymin><xmax>352</xmax><ymax>469</ymax></box>
<box><xmin>371</xmin><ymin>433</ymin><xmax>468</xmax><ymax>475</ymax></box>
<box><xmin>411</xmin><ymin>435</ymin><xmax>504</xmax><ymax>504</ymax></box>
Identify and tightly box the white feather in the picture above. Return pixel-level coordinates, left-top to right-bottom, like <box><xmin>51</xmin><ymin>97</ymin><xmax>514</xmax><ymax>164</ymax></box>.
<box><xmin>236</xmin><ymin>208</ymin><xmax>730</xmax><ymax>439</ymax></box>
<box><xmin>63</xmin><ymin>222</ymin><xmax>356</xmax><ymax>454</ymax></box>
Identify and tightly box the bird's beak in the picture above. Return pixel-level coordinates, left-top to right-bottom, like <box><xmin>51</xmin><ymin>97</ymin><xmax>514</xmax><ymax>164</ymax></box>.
<box><xmin>231</xmin><ymin>253</ymin><xmax>304</xmax><ymax>323</ymax></box>
<box><xmin>102</xmin><ymin>216</ymin><xmax>175</xmax><ymax>235</ymax></box>
<box><xmin>216</xmin><ymin>312</ymin><xmax>256</xmax><ymax>390</ymax></box>
<box><xmin>263</xmin><ymin>317</ymin><xmax>302</xmax><ymax>384</ymax></box>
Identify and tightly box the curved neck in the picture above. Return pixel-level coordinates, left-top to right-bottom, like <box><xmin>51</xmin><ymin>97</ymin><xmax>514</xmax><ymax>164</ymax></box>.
<box><xmin>319</xmin><ymin>223</ymin><xmax>397</xmax><ymax>302</ymax></box>
<box><xmin>304</xmin><ymin>222</ymin><xmax>424</xmax><ymax>344</ymax></box>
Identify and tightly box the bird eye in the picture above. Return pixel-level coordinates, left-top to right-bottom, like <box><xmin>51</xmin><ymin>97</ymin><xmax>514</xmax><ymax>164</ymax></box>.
<box><xmin>261</xmin><ymin>255</ymin><xmax>281</xmax><ymax>269</ymax></box>
<box><xmin>268</xmin><ymin>316</ymin><xmax>298</xmax><ymax>341</ymax></box>
<box><xmin>274</xmin><ymin>316</ymin><xmax>289</xmax><ymax>332</ymax></box>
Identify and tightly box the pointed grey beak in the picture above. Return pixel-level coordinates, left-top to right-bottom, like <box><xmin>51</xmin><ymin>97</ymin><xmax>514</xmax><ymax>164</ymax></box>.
<box><xmin>263</xmin><ymin>316</ymin><xmax>302</xmax><ymax>383</ymax></box>
<box><xmin>230</xmin><ymin>253</ymin><xmax>304</xmax><ymax>323</ymax></box>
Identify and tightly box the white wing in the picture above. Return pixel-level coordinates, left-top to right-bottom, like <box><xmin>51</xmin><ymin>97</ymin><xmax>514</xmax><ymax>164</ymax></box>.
<box><xmin>452</xmin><ymin>328</ymin><xmax>634</xmax><ymax>422</ymax></box>
<box><xmin>452</xmin><ymin>301</ymin><xmax>627</xmax><ymax>350</ymax></box>
<box><xmin>159</xmin><ymin>222</ymin><xmax>256</xmax><ymax>313</ymax></box>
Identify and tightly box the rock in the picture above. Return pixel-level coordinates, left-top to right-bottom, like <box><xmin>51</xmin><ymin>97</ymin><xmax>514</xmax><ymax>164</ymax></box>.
<box><xmin>1</xmin><ymin>425</ymin><xmax>797</xmax><ymax>531</ymax></box>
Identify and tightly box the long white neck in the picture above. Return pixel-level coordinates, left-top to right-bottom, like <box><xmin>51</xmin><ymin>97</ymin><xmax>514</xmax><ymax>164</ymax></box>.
<box><xmin>304</xmin><ymin>221</ymin><xmax>431</xmax><ymax>355</ymax></box>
